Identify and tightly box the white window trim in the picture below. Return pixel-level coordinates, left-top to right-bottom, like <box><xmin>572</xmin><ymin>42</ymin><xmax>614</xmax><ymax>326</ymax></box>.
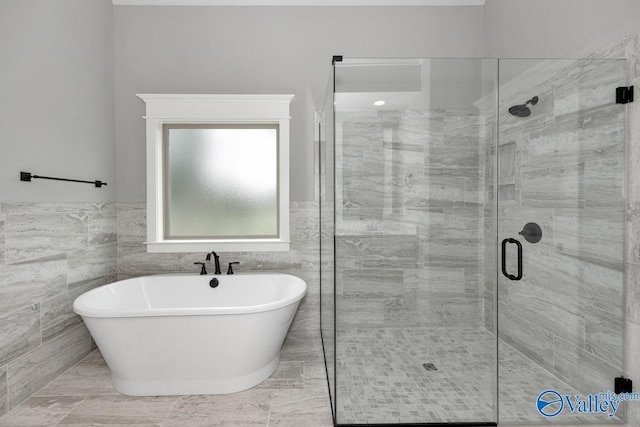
<box><xmin>137</xmin><ymin>94</ymin><xmax>294</xmax><ymax>252</ymax></box>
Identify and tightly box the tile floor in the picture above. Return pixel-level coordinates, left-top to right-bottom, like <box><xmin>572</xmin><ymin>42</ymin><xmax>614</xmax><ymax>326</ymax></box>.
<box><xmin>0</xmin><ymin>337</ymin><xmax>332</xmax><ymax>427</ymax></box>
<box><xmin>0</xmin><ymin>327</ymin><xmax>627</xmax><ymax>426</ymax></box>
<box><xmin>335</xmin><ymin>328</ymin><xmax>496</xmax><ymax>424</ymax></box>
<box><xmin>334</xmin><ymin>327</ymin><xmax>626</xmax><ymax>425</ymax></box>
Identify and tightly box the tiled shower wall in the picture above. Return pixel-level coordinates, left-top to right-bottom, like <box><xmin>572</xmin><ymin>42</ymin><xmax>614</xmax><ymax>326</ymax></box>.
<box><xmin>335</xmin><ymin>109</ymin><xmax>486</xmax><ymax>329</ymax></box>
<box><xmin>601</xmin><ymin>32</ymin><xmax>640</xmax><ymax>426</ymax></box>
<box><xmin>485</xmin><ymin>58</ymin><xmax>627</xmax><ymax>394</ymax></box>
<box><xmin>0</xmin><ymin>202</ymin><xmax>117</xmax><ymax>416</ymax></box>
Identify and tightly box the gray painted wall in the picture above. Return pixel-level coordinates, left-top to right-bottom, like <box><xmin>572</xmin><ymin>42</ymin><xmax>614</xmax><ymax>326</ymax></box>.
<box><xmin>0</xmin><ymin>0</ymin><xmax>116</xmax><ymax>203</ymax></box>
<box><xmin>113</xmin><ymin>6</ymin><xmax>485</xmax><ymax>202</ymax></box>
<box><xmin>484</xmin><ymin>0</ymin><xmax>640</xmax><ymax>58</ymax></box>
<box><xmin>0</xmin><ymin>0</ymin><xmax>116</xmax><ymax>415</ymax></box>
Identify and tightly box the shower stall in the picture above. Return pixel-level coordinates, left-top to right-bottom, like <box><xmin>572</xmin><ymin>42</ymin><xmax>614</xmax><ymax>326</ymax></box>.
<box><xmin>319</xmin><ymin>57</ymin><xmax>629</xmax><ymax>425</ymax></box>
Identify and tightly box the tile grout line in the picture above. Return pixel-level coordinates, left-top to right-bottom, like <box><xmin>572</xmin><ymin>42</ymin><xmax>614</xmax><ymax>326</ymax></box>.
<box><xmin>0</xmin><ymin>271</ymin><xmax>111</xmax><ymax>362</ymax></box>
<box><xmin>52</xmin><ymin>395</ymin><xmax>88</xmax><ymax>427</ymax></box>
<box><xmin>0</xmin><ymin>323</ymin><xmax>91</xmax><ymax>417</ymax></box>
<box><xmin>116</xmin><ymin>203</ymin><xmax>121</xmax><ymax>280</ymax></box>
<box><xmin>3</xmin><ymin>363</ymin><xmax>6</xmax><ymax>419</ymax></box>
<box><xmin>160</xmin><ymin>393</ymin><xmax>184</xmax><ymax>426</ymax></box>
<box><xmin>266</xmin><ymin>405</ymin><xmax>272</xmax><ymax>427</ymax></box>
<box><xmin>1</xmin><ymin>203</ymin><xmax>4</xmax><ymax>266</ymax></box>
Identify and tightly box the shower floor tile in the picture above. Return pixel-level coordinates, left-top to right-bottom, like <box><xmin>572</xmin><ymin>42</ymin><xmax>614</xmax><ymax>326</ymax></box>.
<box><xmin>335</xmin><ymin>328</ymin><xmax>495</xmax><ymax>424</ymax></box>
<box><xmin>335</xmin><ymin>327</ymin><xmax>624</xmax><ymax>425</ymax></box>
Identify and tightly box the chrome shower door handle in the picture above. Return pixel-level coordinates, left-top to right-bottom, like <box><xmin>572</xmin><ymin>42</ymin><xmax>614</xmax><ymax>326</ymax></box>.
<box><xmin>501</xmin><ymin>238</ymin><xmax>523</xmax><ymax>281</ymax></box>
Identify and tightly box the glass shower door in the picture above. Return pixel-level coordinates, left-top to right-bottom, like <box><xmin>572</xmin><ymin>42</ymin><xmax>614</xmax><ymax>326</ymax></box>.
<box><xmin>497</xmin><ymin>58</ymin><xmax>628</xmax><ymax>424</ymax></box>
<box><xmin>331</xmin><ymin>58</ymin><xmax>499</xmax><ymax>425</ymax></box>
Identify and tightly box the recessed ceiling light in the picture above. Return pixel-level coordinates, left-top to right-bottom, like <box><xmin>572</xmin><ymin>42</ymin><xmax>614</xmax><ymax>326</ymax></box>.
<box><xmin>374</xmin><ymin>100</ymin><xmax>385</xmax><ymax>106</ymax></box>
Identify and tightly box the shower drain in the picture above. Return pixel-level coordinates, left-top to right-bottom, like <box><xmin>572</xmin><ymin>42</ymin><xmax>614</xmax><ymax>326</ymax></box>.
<box><xmin>422</xmin><ymin>362</ymin><xmax>438</xmax><ymax>371</ymax></box>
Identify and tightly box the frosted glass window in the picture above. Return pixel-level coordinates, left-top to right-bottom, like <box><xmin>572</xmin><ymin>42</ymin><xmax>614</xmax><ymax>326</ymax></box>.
<box><xmin>163</xmin><ymin>125</ymin><xmax>279</xmax><ymax>239</ymax></box>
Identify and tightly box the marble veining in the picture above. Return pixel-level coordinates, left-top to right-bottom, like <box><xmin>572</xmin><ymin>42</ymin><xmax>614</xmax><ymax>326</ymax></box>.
<box><xmin>5</xmin><ymin>212</ymin><xmax>89</xmax><ymax>265</ymax></box>
<box><xmin>0</xmin><ymin>304</ymin><xmax>40</xmax><ymax>367</ymax></box>
<box><xmin>0</xmin><ymin>213</ymin><xmax>5</xmax><ymax>264</ymax></box>
<box><xmin>0</xmin><ymin>202</ymin><xmax>117</xmax><ymax>416</ymax></box>
<box><xmin>0</xmin><ymin>367</ymin><xmax>6</xmax><ymax>418</ymax></box>
<box><xmin>334</xmin><ymin>108</ymin><xmax>485</xmax><ymax>336</ymax></box>
<box><xmin>67</xmin><ymin>244</ymin><xmax>117</xmax><ymax>286</ymax></box>
<box><xmin>8</xmin><ymin>324</ymin><xmax>89</xmax><ymax>410</ymax></box>
<box><xmin>40</xmin><ymin>282</ymin><xmax>101</xmax><ymax>344</ymax></box>
<box><xmin>0</xmin><ymin>257</ymin><xmax>67</xmax><ymax>317</ymax></box>
<box><xmin>88</xmin><ymin>207</ymin><xmax>117</xmax><ymax>246</ymax></box>
<box><xmin>495</xmin><ymin>57</ymin><xmax>627</xmax><ymax>397</ymax></box>
<box><xmin>627</xmin><ymin>263</ymin><xmax>640</xmax><ymax>326</ymax></box>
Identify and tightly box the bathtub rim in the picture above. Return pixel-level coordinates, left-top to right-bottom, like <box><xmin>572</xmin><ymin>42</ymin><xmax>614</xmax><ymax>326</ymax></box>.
<box><xmin>73</xmin><ymin>272</ymin><xmax>307</xmax><ymax>319</ymax></box>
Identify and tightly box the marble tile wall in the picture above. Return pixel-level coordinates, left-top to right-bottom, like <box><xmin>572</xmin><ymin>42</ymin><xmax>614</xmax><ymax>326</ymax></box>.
<box><xmin>0</xmin><ymin>202</ymin><xmax>117</xmax><ymax>417</ymax></box>
<box><xmin>596</xmin><ymin>31</ymin><xmax>640</xmax><ymax>427</ymax></box>
<box><xmin>489</xmin><ymin>57</ymin><xmax>628</xmax><ymax>397</ymax></box>
<box><xmin>334</xmin><ymin>108</ymin><xmax>486</xmax><ymax>330</ymax></box>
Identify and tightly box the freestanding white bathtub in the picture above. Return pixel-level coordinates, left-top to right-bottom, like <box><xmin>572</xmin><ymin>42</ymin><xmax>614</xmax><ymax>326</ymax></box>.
<box><xmin>73</xmin><ymin>273</ymin><xmax>306</xmax><ymax>396</ymax></box>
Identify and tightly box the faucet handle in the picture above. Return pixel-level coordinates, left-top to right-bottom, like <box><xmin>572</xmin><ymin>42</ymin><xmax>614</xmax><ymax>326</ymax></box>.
<box><xmin>227</xmin><ymin>262</ymin><xmax>240</xmax><ymax>275</ymax></box>
<box><xmin>194</xmin><ymin>262</ymin><xmax>207</xmax><ymax>275</ymax></box>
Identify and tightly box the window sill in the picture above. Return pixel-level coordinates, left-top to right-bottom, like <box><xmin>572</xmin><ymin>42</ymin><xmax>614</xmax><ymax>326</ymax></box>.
<box><xmin>144</xmin><ymin>239</ymin><xmax>291</xmax><ymax>253</ymax></box>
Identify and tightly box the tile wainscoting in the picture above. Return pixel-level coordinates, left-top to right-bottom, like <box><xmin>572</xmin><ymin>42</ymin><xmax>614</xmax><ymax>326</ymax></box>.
<box><xmin>0</xmin><ymin>202</ymin><xmax>117</xmax><ymax>416</ymax></box>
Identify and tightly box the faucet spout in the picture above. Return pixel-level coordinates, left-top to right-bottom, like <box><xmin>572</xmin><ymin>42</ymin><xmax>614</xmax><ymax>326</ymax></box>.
<box><xmin>206</xmin><ymin>251</ymin><xmax>222</xmax><ymax>275</ymax></box>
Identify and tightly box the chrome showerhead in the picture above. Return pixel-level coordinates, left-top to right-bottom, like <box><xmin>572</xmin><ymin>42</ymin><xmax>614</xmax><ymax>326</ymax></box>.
<box><xmin>508</xmin><ymin>96</ymin><xmax>539</xmax><ymax>117</ymax></box>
